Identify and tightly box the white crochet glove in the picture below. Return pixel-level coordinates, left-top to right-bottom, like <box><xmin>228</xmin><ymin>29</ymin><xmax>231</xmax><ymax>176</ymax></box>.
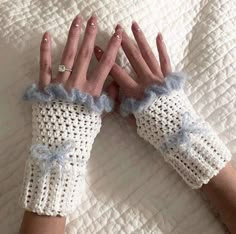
<box><xmin>20</xmin><ymin>84</ymin><xmax>113</xmax><ymax>216</ymax></box>
<box><xmin>121</xmin><ymin>73</ymin><xmax>232</xmax><ymax>189</ymax></box>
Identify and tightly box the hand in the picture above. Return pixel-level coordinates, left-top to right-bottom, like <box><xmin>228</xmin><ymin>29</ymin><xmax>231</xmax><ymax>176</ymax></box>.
<box><xmin>20</xmin><ymin>14</ymin><xmax>124</xmax><ymax>217</ymax></box>
<box><xmin>39</xmin><ymin>14</ymin><xmax>123</xmax><ymax>97</ymax></box>
<box><xmin>94</xmin><ymin>21</ymin><xmax>172</xmax><ymax>100</ymax></box>
<box><xmin>94</xmin><ymin>21</ymin><xmax>232</xmax><ymax>191</ymax></box>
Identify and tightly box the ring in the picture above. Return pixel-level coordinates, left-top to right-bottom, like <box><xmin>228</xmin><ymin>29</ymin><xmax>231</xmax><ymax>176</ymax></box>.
<box><xmin>58</xmin><ymin>64</ymin><xmax>72</xmax><ymax>73</ymax></box>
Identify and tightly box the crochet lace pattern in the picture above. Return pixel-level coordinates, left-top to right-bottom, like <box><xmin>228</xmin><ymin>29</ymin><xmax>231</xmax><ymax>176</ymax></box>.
<box><xmin>122</xmin><ymin>73</ymin><xmax>232</xmax><ymax>189</ymax></box>
<box><xmin>20</xmin><ymin>84</ymin><xmax>104</xmax><ymax>216</ymax></box>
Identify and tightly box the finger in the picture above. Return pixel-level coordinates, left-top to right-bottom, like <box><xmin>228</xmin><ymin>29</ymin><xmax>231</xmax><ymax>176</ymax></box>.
<box><xmin>88</xmin><ymin>27</ymin><xmax>123</xmax><ymax>95</ymax></box>
<box><xmin>103</xmin><ymin>81</ymin><xmax>120</xmax><ymax>116</ymax></box>
<box><xmin>156</xmin><ymin>33</ymin><xmax>172</xmax><ymax>76</ymax></box>
<box><xmin>39</xmin><ymin>32</ymin><xmax>52</xmax><ymax>90</ymax></box>
<box><xmin>127</xmin><ymin>115</ymin><xmax>137</xmax><ymax>127</ymax></box>
<box><xmin>118</xmin><ymin>24</ymin><xmax>152</xmax><ymax>81</ymax></box>
<box><xmin>106</xmin><ymin>81</ymin><xmax>120</xmax><ymax>101</ymax></box>
<box><xmin>94</xmin><ymin>46</ymin><xmax>142</xmax><ymax>99</ymax></box>
<box><xmin>56</xmin><ymin>15</ymin><xmax>82</xmax><ymax>83</ymax></box>
<box><xmin>70</xmin><ymin>14</ymin><xmax>98</xmax><ymax>86</ymax></box>
<box><xmin>131</xmin><ymin>21</ymin><xmax>163</xmax><ymax>78</ymax></box>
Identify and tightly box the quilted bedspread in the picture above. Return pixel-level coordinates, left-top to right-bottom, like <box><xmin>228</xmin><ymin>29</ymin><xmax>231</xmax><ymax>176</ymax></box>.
<box><xmin>0</xmin><ymin>0</ymin><xmax>236</xmax><ymax>233</ymax></box>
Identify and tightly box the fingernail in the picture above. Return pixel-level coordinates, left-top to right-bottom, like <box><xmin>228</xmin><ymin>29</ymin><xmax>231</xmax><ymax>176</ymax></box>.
<box><xmin>113</xmin><ymin>28</ymin><xmax>123</xmax><ymax>40</ymax></box>
<box><xmin>115</xmin><ymin>24</ymin><xmax>123</xmax><ymax>31</ymax></box>
<box><xmin>158</xmin><ymin>33</ymin><xmax>163</xmax><ymax>41</ymax></box>
<box><xmin>114</xmin><ymin>34</ymin><xmax>121</xmax><ymax>39</ymax></box>
<box><xmin>43</xmin><ymin>32</ymin><xmax>48</xmax><ymax>42</ymax></box>
<box><xmin>89</xmin><ymin>14</ymin><xmax>97</xmax><ymax>27</ymax></box>
<box><xmin>94</xmin><ymin>46</ymin><xmax>102</xmax><ymax>53</ymax></box>
<box><xmin>132</xmin><ymin>21</ymin><xmax>141</xmax><ymax>32</ymax></box>
<box><xmin>74</xmin><ymin>15</ymin><xmax>81</xmax><ymax>27</ymax></box>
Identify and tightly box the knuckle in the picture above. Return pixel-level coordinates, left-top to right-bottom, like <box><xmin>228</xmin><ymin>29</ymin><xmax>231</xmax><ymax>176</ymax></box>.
<box><xmin>142</xmin><ymin>49</ymin><xmax>153</xmax><ymax>58</ymax></box>
<box><xmin>161</xmin><ymin>56</ymin><xmax>170</xmax><ymax>65</ymax></box>
<box><xmin>85</xmin><ymin>83</ymin><xmax>98</xmax><ymax>96</ymax></box>
<box><xmin>102</xmin><ymin>55</ymin><xmax>114</xmax><ymax>66</ymax></box>
<box><xmin>130</xmin><ymin>49</ymin><xmax>141</xmax><ymax>61</ymax></box>
<box><xmin>112</xmin><ymin>64</ymin><xmax>121</xmax><ymax>74</ymax></box>
<box><xmin>40</xmin><ymin>61</ymin><xmax>50</xmax><ymax>72</ymax></box>
<box><xmin>80</xmin><ymin>47</ymin><xmax>91</xmax><ymax>58</ymax></box>
<box><xmin>64</xmin><ymin>50</ymin><xmax>75</xmax><ymax>61</ymax></box>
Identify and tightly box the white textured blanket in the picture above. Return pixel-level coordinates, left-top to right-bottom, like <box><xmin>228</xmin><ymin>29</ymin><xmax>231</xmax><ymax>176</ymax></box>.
<box><xmin>0</xmin><ymin>0</ymin><xmax>235</xmax><ymax>233</ymax></box>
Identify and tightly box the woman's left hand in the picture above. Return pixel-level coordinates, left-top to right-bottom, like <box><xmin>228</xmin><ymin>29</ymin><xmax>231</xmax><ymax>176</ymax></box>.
<box><xmin>39</xmin><ymin>14</ymin><xmax>123</xmax><ymax>97</ymax></box>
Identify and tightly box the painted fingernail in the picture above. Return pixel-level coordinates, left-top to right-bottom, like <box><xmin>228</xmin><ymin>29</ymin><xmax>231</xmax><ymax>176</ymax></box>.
<box><xmin>43</xmin><ymin>32</ymin><xmax>48</xmax><ymax>42</ymax></box>
<box><xmin>115</xmin><ymin>24</ymin><xmax>123</xmax><ymax>31</ymax></box>
<box><xmin>73</xmin><ymin>15</ymin><xmax>81</xmax><ymax>27</ymax></box>
<box><xmin>114</xmin><ymin>28</ymin><xmax>123</xmax><ymax>39</ymax></box>
<box><xmin>113</xmin><ymin>24</ymin><xmax>123</xmax><ymax>39</ymax></box>
<box><xmin>132</xmin><ymin>21</ymin><xmax>141</xmax><ymax>32</ymax></box>
<box><xmin>88</xmin><ymin>15</ymin><xmax>97</xmax><ymax>27</ymax></box>
<box><xmin>158</xmin><ymin>33</ymin><xmax>163</xmax><ymax>41</ymax></box>
<box><xmin>114</xmin><ymin>34</ymin><xmax>121</xmax><ymax>39</ymax></box>
<box><xmin>94</xmin><ymin>46</ymin><xmax>102</xmax><ymax>53</ymax></box>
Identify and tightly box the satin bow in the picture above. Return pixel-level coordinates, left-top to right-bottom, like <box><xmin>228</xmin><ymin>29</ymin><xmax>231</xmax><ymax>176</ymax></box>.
<box><xmin>30</xmin><ymin>140</ymin><xmax>76</xmax><ymax>177</ymax></box>
<box><xmin>162</xmin><ymin>112</ymin><xmax>206</xmax><ymax>157</ymax></box>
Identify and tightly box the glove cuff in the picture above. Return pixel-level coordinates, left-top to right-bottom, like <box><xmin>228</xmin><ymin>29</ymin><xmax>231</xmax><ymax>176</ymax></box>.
<box><xmin>120</xmin><ymin>72</ymin><xmax>186</xmax><ymax>116</ymax></box>
<box><xmin>122</xmin><ymin>73</ymin><xmax>232</xmax><ymax>189</ymax></box>
<box><xmin>20</xmin><ymin>84</ymin><xmax>103</xmax><ymax>216</ymax></box>
<box><xmin>23</xmin><ymin>83</ymin><xmax>114</xmax><ymax>113</ymax></box>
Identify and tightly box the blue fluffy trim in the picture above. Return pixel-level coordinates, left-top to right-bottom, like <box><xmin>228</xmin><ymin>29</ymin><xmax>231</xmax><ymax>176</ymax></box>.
<box><xmin>23</xmin><ymin>83</ymin><xmax>114</xmax><ymax>113</ymax></box>
<box><xmin>120</xmin><ymin>72</ymin><xmax>186</xmax><ymax>116</ymax></box>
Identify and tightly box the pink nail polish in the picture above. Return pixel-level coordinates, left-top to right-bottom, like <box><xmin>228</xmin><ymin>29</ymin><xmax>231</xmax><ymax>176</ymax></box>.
<box><xmin>114</xmin><ymin>33</ymin><xmax>121</xmax><ymax>39</ymax></box>
<box><xmin>158</xmin><ymin>33</ymin><xmax>163</xmax><ymax>41</ymax></box>
<box><xmin>89</xmin><ymin>19</ymin><xmax>96</xmax><ymax>27</ymax></box>
<box><xmin>115</xmin><ymin>24</ymin><xmax>123</xmax><ymax>31</ymax></box>
<box><xmin>43</xmin><ymin>32</ymin><xmax>48</xmax><ymax>42</ymax></box>
<box><xmin>132</xmin><ymin>21</ymin><xmax>141</xmax><ymax>32</ymax></box>
<box><xmin>88</xmin><ymin>14</ymin><xmax>97</xmax><ymax>27</ymax></box>
<box><xmin>74</xmin><ymin>15</ymin><xmax>81</xmax><ymax>27</ymax></box>
<box><xmin>95</xmin><ymin>46</ymin><xmax>102</xmax><ymax>53</ymax></box>
<box><xmin>114</xmin><ymin>28</ymin><xmax>123</xmax><ymax>40</ymax></box>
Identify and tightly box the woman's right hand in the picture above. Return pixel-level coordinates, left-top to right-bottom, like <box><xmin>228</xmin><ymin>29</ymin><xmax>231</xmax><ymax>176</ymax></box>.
<box><xmin>94</xmin><ymin>21</ymin><xmax>232</xmax><ymax>192</ymax></box>
<box><xmin>94</xmin><ymin>22</ymin><xmax>172</xmax><ymax>100</ymax></box>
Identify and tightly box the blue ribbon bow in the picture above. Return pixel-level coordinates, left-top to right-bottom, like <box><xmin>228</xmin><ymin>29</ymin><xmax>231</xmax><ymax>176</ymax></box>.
<box><xmin>30</xmin><ymin>140</ymin><xmax>76</xmax><ymax>178</ymax></box>
<box><xmin>161</xmin><ymin>112</ymin><xmax>206</xmax><ymax>157</ymax></box>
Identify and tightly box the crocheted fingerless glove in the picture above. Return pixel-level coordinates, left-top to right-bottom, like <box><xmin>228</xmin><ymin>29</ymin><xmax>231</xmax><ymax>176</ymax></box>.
<box><xmin>20</xmin><ymin>84</ymin><xmax>113</xmax><ymax>216</ymax></box>
<box><xmin>121</xmin><ymin>73</ymin><xmax>232</xmax><ymax>189</ymax></box>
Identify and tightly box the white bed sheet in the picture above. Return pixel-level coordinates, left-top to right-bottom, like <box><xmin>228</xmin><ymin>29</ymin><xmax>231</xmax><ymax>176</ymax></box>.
<box><xmin>0</xmin><ymin>0</ymin><xmax>236</xmax><ymax>233</ymax></box>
